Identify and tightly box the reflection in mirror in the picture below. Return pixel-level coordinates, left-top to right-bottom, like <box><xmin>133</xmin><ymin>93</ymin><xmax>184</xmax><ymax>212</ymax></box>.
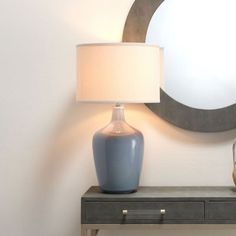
<box><xmin>146</xmin><ymin>0</ymin><xmax>236</xmax><ymax>109</ymax></box>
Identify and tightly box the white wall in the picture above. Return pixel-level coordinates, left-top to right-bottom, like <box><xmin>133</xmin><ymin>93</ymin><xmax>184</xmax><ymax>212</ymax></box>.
<box><xmin>0</xmin><ymin>0</ymin><xmax>236</xmax><ymax>236</ymax></box>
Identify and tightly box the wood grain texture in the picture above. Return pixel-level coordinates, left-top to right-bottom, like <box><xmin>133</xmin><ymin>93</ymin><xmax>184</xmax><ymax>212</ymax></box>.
<box><xmin>122</xmin><ymin>0</ymin><xmax>236</xmax><ymax>132</ymax></box>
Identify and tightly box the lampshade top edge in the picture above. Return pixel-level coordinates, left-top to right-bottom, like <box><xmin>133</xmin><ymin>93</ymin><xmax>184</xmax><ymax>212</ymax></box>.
<box><xmin>76</xmin><ymin>100</ymin><xmax>160</xmax><ymax>104</ymax></box>
<box><xmin>76</xmin><ymin>42</ymin><xmax>162</xmax><ymax>49</ymax></box>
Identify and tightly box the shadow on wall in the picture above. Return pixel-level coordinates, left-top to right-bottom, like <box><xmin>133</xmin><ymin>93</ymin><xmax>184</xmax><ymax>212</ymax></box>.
<box><xmin>40</xmin><ymin>98</ymin><xmax>99</xmax><ymax>188</ymax></box>
<box><xmin>32</xmin><ymin>96</ymin><xmax>110</xmax><ymax>236</ymax></box>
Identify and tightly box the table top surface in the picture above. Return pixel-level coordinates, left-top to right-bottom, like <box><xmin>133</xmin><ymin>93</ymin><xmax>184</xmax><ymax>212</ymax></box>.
<box><xmin>82</xmin><ymin>186</ymin><xmax>236</xmax><ymax>201</ymax></box>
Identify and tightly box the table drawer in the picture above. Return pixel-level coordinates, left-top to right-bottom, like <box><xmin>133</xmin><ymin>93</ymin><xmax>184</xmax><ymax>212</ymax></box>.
<box><xmin>207</xmin><ymin>202</ymin><xmax>236</xmax><ymax>220</ymax></box>
<box><xmin>83</xmin><ymin>201</ymin><xmax>204</xmax><ymax>223</ymax></box>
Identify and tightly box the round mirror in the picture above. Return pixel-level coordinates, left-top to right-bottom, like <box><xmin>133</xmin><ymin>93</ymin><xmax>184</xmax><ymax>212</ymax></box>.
<box><xmin>123</xmin><ymin>0</ymin><xmax>236</xmax><ymax>132</ymax></box>
<box><xmin>146</xmin><ymin>0</ymin><xmax>236</xmax><ymax>110</ymax></box>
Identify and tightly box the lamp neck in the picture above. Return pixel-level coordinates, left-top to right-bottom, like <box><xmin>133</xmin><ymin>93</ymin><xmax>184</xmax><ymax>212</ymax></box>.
<box><xmin>111</xmin><ymin>104</ymin><xmax>125</xmax><ymax>122</ymax></box>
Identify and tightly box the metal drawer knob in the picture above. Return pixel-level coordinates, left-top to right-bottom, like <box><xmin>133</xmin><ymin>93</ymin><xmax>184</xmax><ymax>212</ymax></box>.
<box><xmin>122</xmin><ymin>209</ymin><xmax>128</xmax><ymax>215</ymax></box>
<box><xmin>160</xmin><ymin>209</ymin><xmax>166</xmax><ymax>215</ymax></box>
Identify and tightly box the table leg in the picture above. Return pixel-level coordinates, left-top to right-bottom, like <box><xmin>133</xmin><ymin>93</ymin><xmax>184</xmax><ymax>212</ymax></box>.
<box><xmin>81</xmin><ymin>225</ymin><xmax>87</xmax><ymax>236</ymax></box>
<box><xmin>91</xmin><ymin>229</ymin><xmax>98</xmax><ymax>236</ymax></box>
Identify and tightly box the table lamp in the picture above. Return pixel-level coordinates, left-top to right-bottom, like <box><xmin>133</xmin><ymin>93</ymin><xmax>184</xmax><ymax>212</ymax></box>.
<box><xmin>76</xmin><ymin>43</ymin><xmax>161</xmax><ymax>193</ymax></box>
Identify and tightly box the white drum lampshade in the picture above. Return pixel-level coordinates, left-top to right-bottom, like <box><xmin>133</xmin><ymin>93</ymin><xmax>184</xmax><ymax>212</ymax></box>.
<box><xmin>76</xmin><ymin>43</ymin><xmax>161</xmax><ymax>103</ymax></box>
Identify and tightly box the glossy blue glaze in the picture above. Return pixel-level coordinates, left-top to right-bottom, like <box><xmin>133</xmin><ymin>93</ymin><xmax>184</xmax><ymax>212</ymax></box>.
<box><xmin>93</xmin><ymin>130</ymin><xmax>144</xmax><ymax>193</ymax></box>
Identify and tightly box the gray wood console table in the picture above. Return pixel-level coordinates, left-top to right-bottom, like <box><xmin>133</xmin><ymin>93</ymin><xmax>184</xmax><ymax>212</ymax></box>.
<box><xmin>81</xmin><ymin>186</ymin><xmax>236</xmax><ymax>236</ymax></box>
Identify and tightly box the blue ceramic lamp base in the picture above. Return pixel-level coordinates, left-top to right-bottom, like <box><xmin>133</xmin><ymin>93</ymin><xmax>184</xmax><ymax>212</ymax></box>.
<box><xmin>92</xmin><ymin>105</ymin><xmax>144</xmax><ymax>194</ymax></box>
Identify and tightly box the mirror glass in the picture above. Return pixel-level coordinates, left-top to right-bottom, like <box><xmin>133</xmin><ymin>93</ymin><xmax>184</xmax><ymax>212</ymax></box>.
<box><xmin>146</xmin><ymin>0</ymin><xmax>236</xmax><ymax>109</ymax></box>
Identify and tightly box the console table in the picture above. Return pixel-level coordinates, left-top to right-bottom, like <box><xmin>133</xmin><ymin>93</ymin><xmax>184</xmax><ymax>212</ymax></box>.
<box><xmin>81</xmin><ymin>186</ymin><xmax>236</xmax><ymax>236</ymax></box>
